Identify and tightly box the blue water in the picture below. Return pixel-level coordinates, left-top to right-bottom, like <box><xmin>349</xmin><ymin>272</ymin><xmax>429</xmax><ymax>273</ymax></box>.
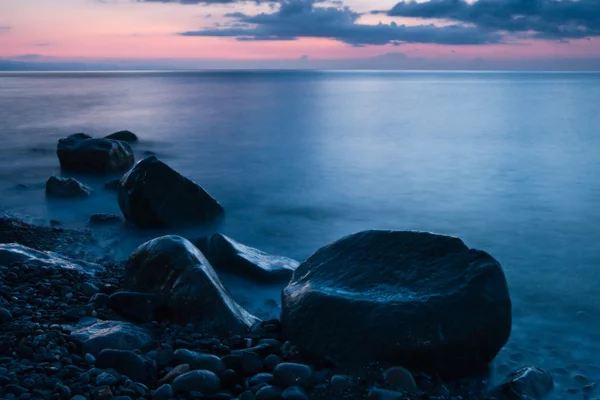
<box><xmin>1</xmin><ymin>71</ymin><xmax>599</xmax><ymax>396</ymax></box>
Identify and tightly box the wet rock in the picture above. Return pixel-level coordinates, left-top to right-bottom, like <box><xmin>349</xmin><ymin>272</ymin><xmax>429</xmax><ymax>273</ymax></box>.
<box><xmin>105</xmin><ymin>130</ymin><xmax>138</xmax><ymax>142</ymax></box>
<box><xmin>330</xmin><ymin>375</ymin><xmax>353</xmax><ymax>390</ymax></box>
<box><xmin>158</xmin><ymin>364</ymin><xmax>190</xmax><ymax>385</ymax></box>
<box><xmin>367</xmin><ymin>388</ymin><xmax>405</xmax><ymax>400</ymax></box>
<box><xmin>153</xmin><ymin>383</ymin><xmax>173</xmax><ymax>400</ymax></box>
<box><xmin>194</xmin><ymin>234</ymin><xmax>298</xmax><ymax>282</ymax></box>
<box><xmin>240</xmin><ymin>351</ymin><xmax>264</xmax><ymax>375</ymax></box>
<box><xmin>490</xmin><ymin>367</ymin><xmax>554</xmax><ymax>400</ymax></box>
<box><xmin>81</xmin><ymin>282</ymin><xmax>100</xmax><ymax>296</ymax></box>
<box><xmin>0</xmin><ymin>307</ymin><xmax>12</xmax><ymax>323</ymax></box>
<box><xmin>57</xmin><ymin>133</ymin><xmax>134</xmax><ymax>173</ymax></box>
<box><xmin>282</xmin><ymin>231</ymin><xmax>511</xmax><ymax>377</ymax></box>
<box><xmin>46</xmin><ymin>176</ymin><xmax>91</xmax><ymax>198</ymax></box>
<box><xmin>104</xmin><ymin>179</ymin><xmax>121</xmax><ymax>192</ymax></box>
<box><xmin>383</xmin><ymin>366</ymin><xmax>417</xmax><ymax>393</ymax></box>
<box><xmin>89</xmin><ymin>214</ymin><xmax>122</xmax><ymax>224</ymax></box>
<box><xmin>96</xmin><ymin>372</ymin><xmax>118</xmax><ymax>386</ymax></box>
<box><xmin>0</xmin><ymin>243</ymin><xmax>102</xmax><ymax>275</ymax></box>
<box><xmin>264</xmin><ymin>354</ymin><xmax>281</xmax><ymax>372</ymax></box>
<box><xmin>118</xmin><ymin>156</ymin><xmax>224</xmax><ymax>228</ymax></box>
<box><xmin>96</xmin><ymin>349</ymin><xmax>157</xmax><ymax>386</ymax></box>
<box><xmin>256</xmin><ymin>386</ymin><xmax>281</xmax><ymax>400</ymax></box>
<box><xmin>249</xmin><ymin>373</ymin><xmax>274</xmax><ymax>387</ymax></box>
<box><xmin>273</xmin><ymin>363</ymin><xmax>313</xmax><ymax>389</ymax></box>
<box><xmin>107</xmin><ymin>291</ymin><xmax>164</xmax><ymax>324</ymax></box>
<box><xmin>171</xmin><ymin>370</ymin><xmax>220</xmax><ymax>395</ymax></box>
<box><xmin>70</xmin><ymin>320</ymin><xmax>153</xmax><ymax>355</ymax></box>
<box><xmin>123</xmin><ymin>235</ymin><xmax>258</xmax><ymax>334</ymax></box>
<box><xmin>171</xmin><ymin>349</ymin><xmax>224</xmax><ymax>375</ymax></box>
<box><xmin>281</xmin><ymin>386</ymin><xmax>308</xmax><ymax>400</ymax></box>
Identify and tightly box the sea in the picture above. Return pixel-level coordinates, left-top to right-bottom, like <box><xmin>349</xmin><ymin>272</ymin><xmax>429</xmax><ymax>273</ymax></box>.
<box><xmin>1</xmin><ymin>70</ymin><xmax>599</xmax><ymax>397</ymax></box>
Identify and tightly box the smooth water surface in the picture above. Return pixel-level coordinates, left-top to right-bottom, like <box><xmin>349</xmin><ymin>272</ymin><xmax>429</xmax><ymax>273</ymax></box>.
<box><xmin>1</xmin><ymin>71</ymin><xmax>599</xmax><ymax>396</ymax></box>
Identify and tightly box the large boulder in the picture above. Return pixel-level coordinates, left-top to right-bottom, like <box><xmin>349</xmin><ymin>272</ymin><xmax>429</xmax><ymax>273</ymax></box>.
<box><xmin>281</xmin><ymin>230</ymin><xmax>512</xmax><ymax>377</ymax></box>
<box><xmin>105</xmin><ymin>130</ymin><xmax>138</xmax><ymax>142</ymax></box>
<box><xmin>123</xmin><ymin>235</ymin><xmax>259</xmax><ymax>334</ymax></box>
<box><xmin>118</xmin><ymin>156</ymin><xmax>224</xmax><ymax>228</ymax></box>
<box><xmin>46</xmin><ymin>176</ymin><xmax>91</xmax><ymax>198</ymax></box>
<box><xmin>194</xmin><ymin>234</ymin><xmax>298</xmax><ymax>282</ymax></box>
<box><xmin>57</xmin><ymin>133</ymin><xmax>134</xmax><ymax>173</ymax></box>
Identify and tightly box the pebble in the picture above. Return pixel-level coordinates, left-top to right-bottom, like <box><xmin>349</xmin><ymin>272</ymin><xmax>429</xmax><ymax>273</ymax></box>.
<box><xmin>81</xmin><ymin>282</ymin><xmax>100</xmax><ymax>296</ymax></box>
<box><xmin>256</xmin><ymin>385</ymin><xmax>282</xmax><ymax>400</ymax></box>
<box><xmin>0</xmin><ymin>307</ymin><xmax>13</xmax><ymax>323</ymax></box>
<box><xmin>383</xmin><ymin>366</ymin><xmax>417</xmax><ymax>393</ymax></box>
<box><xmin>171</xmin><ymin>370</ymin><xmax>221</xmax><ymax>395</ymax></box>
<box><xmin>281</xmin><ymin>386</ymin><xmax>308</xmax><ymax>400</ymax></box>
<box><xmin>331</xmin><ymin>374</ymin><xmax>353</xmax><ymax>390</ymax></box>
<box><xmin>158</xmin><ymin>363</ymin><xmax>190</xmax><ymax>385</ymax></box>
<box><xmin>367</xmin><ymin>388</ymin><xmax>405</xmax><ymax>400</ymax></box>
<box><xmin>241</xmin><ymin>351</ymin><xmax>264</xmax><ymax>375</ymax></box>
<box><xmin>152</xmin><ymin>383</ymin><xmax>173</xmax><ymax>400</ymax></box>
<box><xmin>249</xmin><ymin>373</ymin><xmax>274</xmax><ymax>386</ymax></box>
<box><xmin>263</xmin><ymin>354</ymin><xmax>281</xmax><ymax>372</ymax></box>
<box><xmin>172</xmin><ymin>349</ymin><xmax>225</xmax><ymax>375</ymax></box>
<box><xmin>273</xmin><ymin>363</ymin><xmax>313</xmax><ymax>389</ymax></box>
<box><xmin>84</xmin><ymin>354</ymin><xmax>96</xmax><ymax>364</ymax></box>
<box><xmin>239</xmin><ymin>391</ymin><xmax>257</xmax><ymax>400</ymax></box>
<box><xmin>96</xmin><ymin>372</ymin><xmax>118</xmax><ymax>386</ymax></box>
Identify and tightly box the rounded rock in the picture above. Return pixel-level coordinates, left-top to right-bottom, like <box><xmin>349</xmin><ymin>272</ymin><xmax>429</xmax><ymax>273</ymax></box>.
<box><xmin>263</xmin><ymin>355</ymin><xmax>281</xmax><ymax>372</ymax></box>
<box><xmin>152</xmin><ymin>384</ymin><xmax>173</xmax><ymax>400</ymax></box>
<box><xmin>281</xmin><ymin>386</ymin><xmax>308</xmax><ymax>400</ymax></box>
<box><xmin>171</xmin><ymin>370</ymin><xmax>220</xmax><ymax>395</ymax></box>
<box><xmin>383</xmin><ymin>366</ymin><xmax>417</xmax><ymax>393</ymax></box>
<box><xmin>0</xmin><ymin>308</ymin><xmax>13</xmax><ymax>323</ymax></box>
<box><xmin>256</xmin><ymin>385</ymin><xmax>282</xmax><ymax>400</ymax></box>
<box><xmin>273</xmin><ymin>363</ymin><xmax>312</xmax><ymax>389</ymax></box>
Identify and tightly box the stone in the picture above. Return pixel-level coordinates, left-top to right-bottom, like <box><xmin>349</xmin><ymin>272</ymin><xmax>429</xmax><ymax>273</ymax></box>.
<box><xmin>57</xmin><ymin>133</ymin><xmax>134</xmax><ymax>173</ymax></box>
<box><xmin>158</xmin><ymin>364</ymin><xmax>190</xmax><ymax>385</ymax></box>
<box><xmin>123</xmin><ymin>235</ymin><xmax>258</xmax><ymax>334</ymax></box>
<box><xmin>240</xmin><ymin>352</ymin><xmax>264</xmax><ymax>375</ymax></box>
<box><xmin>96</xmin><ymin>372</ymin><xmax>118</xmax><ymax>386</ymax></box>
<box><xmin>107</xmin><ymin>292</ymin><xmax>164</xmax><ymax>324</ymax></box>
<box><xmin>367</xmin><ymin>388</ymin><xmax>405</xmax><ymax>400</ymax></box>
<box><xmin>105</xmin><ymin>131</ymin><xmax>138</xmax><ymax>142</ymax></box>
<box><xmin>263</xmin><ymin>355</ymin><xmax>281</xmax><ymax>372</ymax></box>
<box><xmin>273</xmin><ymin>363</ymin><xmax>313</xmax><ymax>389</ymax></box>
<box><xmin>81</xmin><ymin>282</ymin><xmax>100</xmax><ymax>296</ymax></box>
<box><xmin>46</xmin><ymin>176</ymin><xmax>91</xmax><ymax>198</ymax></box>
<box><xmin>171</xmin><ymin>350</ymin><xmax>225</xmax><ymax>375</ymax></box>
<box><xmin>194</xmin><ymin>234</ymin><xmax>298</xmax><ymax>282</ymax></box>
<box><xmin>256</xmin><ymin>386</ymin><xmax>281</xmax><ymax>400</ymax></box>
<box><xmin>249</xmin><ymin>373</ymin><xmax>274</xmax><ymax>387</ymax></box>
<box><xmin>0</xmin><ymin>307</ymin><xmax>12</xmax><ymax>323</ymax></box>
<box><xmin>96</xmin><ymin>349</ymin><xmax>157</xmax><ymax>386</ymax></box>
<box><xmin>89</xmin><ymin>214</ymin><xmax>122</xmax><ymax>224</ymax></box>
<box><xmin>281</xmin><ymin>387</ymin><xmax>308</xmax><ymax>400</ymax></box>
<box><xmin>152</xmin><ymin>384</ymin><xmax>173</xmax><ymax>400</ymax></box>
<box><xmin>489</xmin><ymin>367</ymin><xmax>554</xmax><ymax>400</ymax></box>
<box><xmin>70</xmin><ymin>320</ymin><xmax>153</xmax><ymax>355</ymax></box>
<box><xmin>171</xmin><ymin>370</ymin><xmax>220</xmax><ymax>395</ymax></box>
<box><xmin>330</xmin><ymin>375</ymin><xmax>352</xmax><ymax>390</ymax></box>
<box><xmin>282</xmin><ymin>231</ymin><xmax>512</xmax><ymax>377</ymax></box>
<box><xmin>118</xmin><ymin>156</ymin><xmax>224</xmax><ymax>228</ymax></box>
<box><xmin>383</xmin><ymin>367</ymin><xmax>417</xmax><ymax>393</ymax></box>
<box><xmin>0</xmin><ymin>243</ymin><xmax>102</xmax><ymax>275</ymax></box>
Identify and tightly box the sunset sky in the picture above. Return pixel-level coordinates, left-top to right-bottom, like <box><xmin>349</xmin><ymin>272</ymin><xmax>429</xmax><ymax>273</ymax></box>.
<box><xmin>1</xmin><ymin>0</ymin><xmax>599</xmax><ymax>69</ymax></box>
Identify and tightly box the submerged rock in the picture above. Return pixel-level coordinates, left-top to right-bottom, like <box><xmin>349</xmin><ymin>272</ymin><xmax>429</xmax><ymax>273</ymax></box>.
<box><xmin>45</xmin><ymin>176</ymin><xmax>91</xmax><ymax>198</ymax></box>
<box><xmin>118</xmin><ymin>156</ymin><xmax>224</xmax><ymax>228</ymax></box>
<box><xmin>105</xmin><ymin>130</ymin><xmax>138</xmax><ymax>142</ymax></box>
<box><xmin>124</xmin><ymin>235</ymin><xmax>259</xmax><ymax>334</ymax></box>
<box><xmin>89</xmin><ymin>213</ymin><xmax>122</xmax><ymax>224</ymax></box>
<box><xmin>0</xmin><ymin>243</ymin><xmax>102</xmax><ymax>274</ymax></box>
<box><xmin>490</xmin><ymin>367</ymin><xmax>554</xmax><ymax>400</ymax></box>
<box><xmin>281</xmin><ymin>230</ymin><xmax>512</xmax><ymax>377</ymax></box>
<box><xmin>194</xmin><ymin>234</ymin><xmax>299</xmax><ymax>282</ymax></box>
<box><xmin>57</xmin><ymin>133</ymin><xmax>134</xmax><ymax>173</ymax></box>
<box><xmin>70</xmin><ymin>320</ymin><xmax>153</xmax><ymax>355</ymax></box>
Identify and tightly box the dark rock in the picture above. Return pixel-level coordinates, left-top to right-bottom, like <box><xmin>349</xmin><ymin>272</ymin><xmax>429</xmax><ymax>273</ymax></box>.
<box><xmin>249</xmin><ymin>373</ymin><xmax>274</xmax><ymax>387</ymax></box>
<box><xmin>273</xmin><ymin>363</ymin><xmax>312</xmax><ymax>389</ymax></box>
<box><xmin>255</xmin><ymin>386</ymin><xmax>281</xmax><ymax>400</ymax></box>
<box><xmin>153</xmin><ymin>383</ymin><xmax>173</xmax><ymax>400</ymax></box>
<box><xmin>96</xmin><ymin>349</ymin><xmax>157</xmax><ymax>386</ymax></box>
<box><xmin>107</xmin><ymin>292</ymin><xmax>164</xmax><ymax>324</ymax></box>
<box><xmin>0</xmin><ymin>307</ymin><xmax>12</xmax><ymax>323</ymax></box>
<box><xmin>240</xmin><ymin>391</ymin><xmax>256</xmax><ymax>400</ymax></box>
<box><xmin>81</xmin><ymin>282</ymin><xmax>100</xmax><ymax>296</ymax></box>
<box><xmin>105</xmin><ymin>131</ymin><xmax>138</xmax><ymax>142</ymax></box>
<box><xmin>383</xmin><ymin>366</ymin><xmax>417</xmax><ymax>393</ymax></box>
<box><xmin>263</xmin><ymin>355</ymin><xmax>281</xmax><ymax>372</ymax></box>
<box><xmin>0</xmin><ymin>243</ymin><xmax>102</xmax><ymax>275</ymax></box>
<box><xmin>118</xmin><ymin>156</ymin><xmax>223</xmax><ymax>228</ymax></box>
<box><xmin>89</xmin><ymin>214</ymin><xmax>122</xmax><ymax>224</ymax></box>
<box><xmin>90</xmin><ymin>292</ymin><xmax>109</xmax><ymax>306</ymax></box>
<box><xmin>330</xmin><ymin>375</ymin><xmax>352</xmax><ymax>390</ymax></box>
<box><xmin>220</xmin><ymin>369</ymin><xmax>240</xmax><ymax>388</ymax></box>
<box><xmin>46</xmin><ymin>176</ymin><xmax>91</xmax><ymax>198</ymax></box>
<box><xmin>282</xmin><ymin>231</ymin><xmax>512</xmax><ymax>377</ymax></box>
<box><xmin>104</xmin><ymin>179</ymin><xmax>121</xmax><ymax>192</ymax></box>
<box><xmin>96</xmin><ymin>372</ymin><xmax>118</xmax><ymax>386</ymax></box>
<box><xmin>158</xmin><ymin>364</ymin><xmax>190</xmax><ymax>385</ymax></box>
<box><xmin>171</xmin><ymin>349</ymin><xmax>224</xmax><ymax>375</ymax></box>
<box><xmin>70</xmin><ymin>320</ymin><xmax>153</xmax><ymax>355</ymax></box>
<box><xmin>367</xmin><ymin>388</ymin><xmax>405</xmax><ymax>400</ymax></box>
<box><xmin>123</xmin><ymin>235</ymin><xmax>258</xmax><ymax>334</ymax></box>
<box><xmin>240</xmin><ymin>352</ymin><xmax>264</xmax><ymax>376</ymax></box>
<box><xmin>194</xmin><ymin>234</ymin><xmax>298</xmax><ymax>282</ymax></box>
<box><xmin>281</xmin><ymin>387</ymin><xmax>308</xmax><ymax>400</ymax></box>
<box><xmin>171</xmin><ymin>370</ymin><xmax>220</xmax><ymax>395</ymax></box>
<box><xmin>490</xmin><ymin>367</ymin><xmax>554</xmax><ymax>400</ymax></box>
<box><xmin>57</xmin><ymin>133</ymin><xmax>134</xmax><ymax>173</ymax></box>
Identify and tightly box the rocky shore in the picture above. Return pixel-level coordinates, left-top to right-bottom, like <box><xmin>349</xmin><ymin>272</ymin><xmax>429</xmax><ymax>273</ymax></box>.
<box><xmin>0</xmin><ymin>131</ymin><xmax>557</xmax><ymax>400</ymax></box>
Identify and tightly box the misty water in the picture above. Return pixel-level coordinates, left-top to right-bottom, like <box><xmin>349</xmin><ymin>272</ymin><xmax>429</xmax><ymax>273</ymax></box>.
<box><xmin>1</xmin><ymin>71</ymin><xmax>599</xmax><ymax>397</ymax></box>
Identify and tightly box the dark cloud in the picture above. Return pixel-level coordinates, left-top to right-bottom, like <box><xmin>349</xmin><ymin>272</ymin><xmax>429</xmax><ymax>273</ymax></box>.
<box><xmin>179</xmin><ymin>0</ymin><xmax>501</xmax><ymax>45</ymax></box>
<box><xmin>386</xmin><ymin>0</ymin><xmax>600</xmax><ymax>40</ymax></box>
<box><xmin>0</xmin><ymin>25</ymin><xmax>12</xmax><ymax>31</ymax></box>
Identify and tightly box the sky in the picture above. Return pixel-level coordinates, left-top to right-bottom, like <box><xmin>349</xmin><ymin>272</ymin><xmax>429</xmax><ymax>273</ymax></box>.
<box><xmin>1</xmin><ymin>0</ymin><xmax>600</xmax><ymax>70</ymax></box>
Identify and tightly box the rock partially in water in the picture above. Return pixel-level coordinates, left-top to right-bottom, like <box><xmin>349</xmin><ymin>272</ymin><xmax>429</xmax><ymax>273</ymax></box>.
<box><xmin>118</xmin><ymin>156</ymin><xmax>224</xmax><ymax>228</ymax></box>
<box><xmin>194</xmin><ymin>234</ymin><xmax>298</xmax><ymax>283</ymax></box>
<box><xmin>57</xmin><ymin>133</ymin><xmax>134</xmax><ymax>173</ymax></box>
<box><xmin>0</xmin><ymin>243</ymin><xmax>102</xmax><ymax>275</ymax></box>
<box><xmin>45</xmin><ymin>176</ymin><xmax>91</xmax><ymax>198</ymax></box>
<box><xmin>107</xmin><ymin>291</ymin><xmax>165</xmax><ymax>323</ymax></box>
<box><xmin>490</xmin><ymin>367</ymin><xmax>554</xmax><ymax>400</ymax></box>
<box><xmin>124</xmin><ymin>235</ymin><xmax>259</xmax><ymax>334</ymax></box>
<box><xmin>70</xmin><ymin>320</ymin><xmax>153</xmax><ymax>355</ymax></box>
<box><xmin>96</xmin><ymin>349</ymin><xmax>157</xmax><ymax>386</ymax></box>
<box><xmin>89</xmin><ymin>213</ymin><xmax>122</xmax><ymax>224</ymax></box>
<box><xmin>105</xmin><ymin>130</ymin><xmax>138</xmax><ymax>142</ymax></box>
<box><xmin>281</xmin><ymin>230</ymin><xmax>512</xmax><ymax>377</ymax></box>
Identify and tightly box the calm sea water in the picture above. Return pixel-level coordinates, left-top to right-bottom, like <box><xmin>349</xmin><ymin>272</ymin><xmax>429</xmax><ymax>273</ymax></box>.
<box><xmin>1</xmin><ymin>71</ymin><xmax>599</xmax><ymax>395</ymax></box>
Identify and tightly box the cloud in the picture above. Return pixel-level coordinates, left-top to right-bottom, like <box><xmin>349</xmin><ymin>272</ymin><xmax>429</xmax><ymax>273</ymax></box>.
<box><xmin>179</xmin><ymin>0</ymin><xmax>501</xmax><ymax>45</ymax></box>
<box><xmin>137</xmin><ymin>0</ymin><xmax>273</xmax><ymax>4</ymax></box>
<box><xmin>0</xmin><ymin>25</ymin><xmax>12</xmax><ymax>31</ymax></box>
<box><xmin>386</xmin><ymin>0</ymin><xmax>600</xmax><ymax>40</ymax></box>
<box><xmin>35</xmin><ymin>43</ymin><xmax>51</xmax><ymax>47</ymax></box>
